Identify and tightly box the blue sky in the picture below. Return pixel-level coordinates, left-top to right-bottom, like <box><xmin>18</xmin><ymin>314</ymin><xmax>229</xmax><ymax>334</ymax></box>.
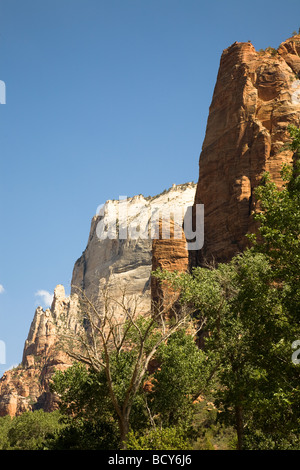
<box><xmin>0</xmin><ymin>0</ymin><xmax>299</xmax><ymax>375</ymax></box>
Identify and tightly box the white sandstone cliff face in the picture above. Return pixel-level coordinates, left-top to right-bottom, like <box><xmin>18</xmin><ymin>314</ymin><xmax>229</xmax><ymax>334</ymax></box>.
<box><xmin>0</xmin><ymin>182</ymin><xmax>196</xmax><ymax>416</ymax></box>
<box><xmin>71</xmin><ymin>182</ymin><xmax>197</xmax><ymax>315</ymax></box>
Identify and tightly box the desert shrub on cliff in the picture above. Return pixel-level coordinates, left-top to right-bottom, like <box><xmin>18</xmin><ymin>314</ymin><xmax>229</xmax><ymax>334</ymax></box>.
<box><xmin>265</xmin><ymin>46</ymin><xmax>278</xmax><ymax>56</ymax></box>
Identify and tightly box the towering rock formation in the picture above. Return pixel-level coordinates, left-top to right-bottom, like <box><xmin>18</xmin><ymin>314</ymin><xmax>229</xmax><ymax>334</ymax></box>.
<box><xmin>151</xmin><ymin>218</ymin><xmax>190</xmax><ymax>311</ymax></box>
<box><xmin>0</xmin><ymin>183</ymin><xmax>196</xmax><ymax>416</ymax></box>
<box><xmin>1</xmin><ymin>33</ymin><xmax>300</xmax><ymax>417</ymax></box>
<box><xmin>71</xmin><ymin>182</ymin><xmax>196</xmax><ymax>315</ymax></box>
<box><xmin>192</xmin><ymin>34</ymin><xmax>300</xmax><ymax>266</ymax></box>
<box><xmin>0</xmin><ymin>286</ymin><xmax>79</xmax><ymax>416</ymax></box>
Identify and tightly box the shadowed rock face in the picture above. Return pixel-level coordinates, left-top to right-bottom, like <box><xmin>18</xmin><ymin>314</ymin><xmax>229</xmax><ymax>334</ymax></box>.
<box><xmin>192</xmin><ymin>35</ymin><xmax>300</xmax><ymax>266</ymax></box>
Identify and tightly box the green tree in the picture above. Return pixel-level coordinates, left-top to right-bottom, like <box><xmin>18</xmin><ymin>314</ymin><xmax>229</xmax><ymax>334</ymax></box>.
<box><xmin>51</xmin><ymin>326</ymin><xmax>211</xmax><ymax>449</ymax></box>
<box><xmin>154</xmin><ymin>249</ymin><xmax>299</xmax><ymax>449</ymax></box>
<box><xmin>153</xmin><ymin>127</ymin><xmax>300</xmax><ymax>448</ymax></box>
<box><xmin>150</xmin><ymin>329</ymin><xmax>213</xmax><ymax>429</ymax></box>
<box><xmin>154</xmin><ymin>260</ymin><xmax>247</xmax><ymax>448</ymax></box>
<box><xmin>49</xmin><ymin>362</ymin><xmax>120</xmax><ymax>449</ymax></box>
<box><xmin>54</xmin><ymin>284</ymin><xmax>198</xmax><ymax>449</ymax></box>
<box><xmin>0</xmin><ymin>410</ymin><xmax>64</xmax><ymax>450</ymax></box>
<box><xmin>0</xmin><ymin>415</ymin><xmax>13</xmax><ymax>449</ymax></box>
<box><xmin>241</xmin><ymin>124</ymin><xmax>300</xmax><ymax>447</ymax></box>
<box><xmin>250</xmin><ymin>125</ymin><xmax>300</xmax><ymax>320</ymax></box>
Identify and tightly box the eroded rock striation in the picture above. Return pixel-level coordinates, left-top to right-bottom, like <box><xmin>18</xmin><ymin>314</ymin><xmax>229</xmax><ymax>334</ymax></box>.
<box><xmin>0</xmin><ymin>183</ymin><xmax>196</xmax><ymax>416</ymax></box>
<box><xmin>1</xmin><ymin>33</ymin><xmax>300</xmax><ymax>417</ymax></box>
<box><xmin>71</xmin><ymin>183</ymin><xmax>196</xmax><ymax>317</ymax></box>
<box><xmin>0</xmin><ymin>286</ymin><xmax>79</xmax><ymax>416</ymax></box>
<box><xmin>151</xmin><ymin>218</ymin><xmax>190</xmax><ymax>311</ymax></box>
<box><xmin>192</xmin><ymin>34</ymin><xmax>300</xmax><ymax>266</ymax></box>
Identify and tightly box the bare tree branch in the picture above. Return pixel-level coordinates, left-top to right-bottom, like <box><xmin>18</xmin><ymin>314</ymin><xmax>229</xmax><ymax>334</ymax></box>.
<box><xmin>54</xmin><ymin>280</ymin><xmax>194</xmax><ymax>448</ymax></box>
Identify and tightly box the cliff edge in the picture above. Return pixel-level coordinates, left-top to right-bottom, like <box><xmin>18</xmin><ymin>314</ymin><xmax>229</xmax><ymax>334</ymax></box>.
<box><xmin>192</xmin><ymin>34</ymin><xmax>300</xmax><ymax>266</ymax></box>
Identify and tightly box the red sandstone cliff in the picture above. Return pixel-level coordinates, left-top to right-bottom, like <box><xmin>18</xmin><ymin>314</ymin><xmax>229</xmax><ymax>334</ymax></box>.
<box><xmin>1</xmin><ymin>34</ymin><xmax>300</xmax><ymax>417</ymax></box>
<box><xmin>0</xmin><ymin>286</ymin><xmax>78</xmax><ymax>417</ymax></box>
<box><xmin>192</xmin><ymin>34</ymin><xmax>300</xmax><ymax>266</ymax></box>
<box><xmin>151</xmin><ymin>218</ymin><xmax>189</xmax><ymax>312</ymax></box>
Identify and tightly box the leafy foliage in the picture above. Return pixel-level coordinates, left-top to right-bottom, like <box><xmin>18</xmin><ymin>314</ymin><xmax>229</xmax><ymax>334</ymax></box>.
<box><xmin>126</xmin><ymin>426</ymin><xmax>193</xmax><ymax>450</ymax></box>
<box><xmin>49</xmin><ymin>362</ymin><xmax>120</xmax><ymax>449</ymax></box>
<box><xmin>150</xmin><ymin>329</ymin><xmax>213</xmax><ymax>428</ymax></box>
<box><xmin>0</xmin><ymin>410</ymin><xmax>65</xmax><ymax>450</ymax></box>
<box><xmin>49</xmin><ymin>326</ymin><xmax>211</xmax><ymax>449</ymax></box>
<box><xmin>153</xmin><ymin>125</ymin><xmax>300</xmax><ymax>449</ymax></box>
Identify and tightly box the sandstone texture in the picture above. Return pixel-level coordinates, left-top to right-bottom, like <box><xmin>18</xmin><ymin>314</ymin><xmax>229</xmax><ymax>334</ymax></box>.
<box><xmin>1</xmin><ymin>33</ymin><xmax>300</xmax><ymax>417</ymax></box>
<box><xmin>0</xmin><ymin>286</ymin><xmax>79</xmax><ymax>417</ymax></box>
<box><xmin>0</xmin><ymin>184</ymin><xmax>196</xmax><ymax>416</ymax></box>
<box><xmin>71</xmin><ymin>183</ymin><xmax>196</xmax><ymax>318</ymax></box>
<box><xmin>151</xmin><ymin>218</ymin><xmax>190</xmax><ymax>311</ymax></box>
<box><xmin>192</xmin><ymin>34</ymin><xmax>300</xmax><ymax>266</ymax></box>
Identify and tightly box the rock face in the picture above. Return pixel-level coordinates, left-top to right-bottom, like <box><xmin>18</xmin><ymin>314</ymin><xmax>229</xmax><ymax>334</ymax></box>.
<box><xmin>0</xmin><ymin>183</ymin><xmax>196</xmax><ymax>416</ymax></box>
<box><xmin>71</xmin><ymin>183</ymin><xmax>196</xmax><ymax>317</ymax></box>
<box><xmin>151</xmin><ymin>218</ymin><xmax>189</xmax><ymax>311</ymax></box>
<box><xmin>0</xmin><ymin>286</ymin><xmax>79</xmax><ymax>417</ymax></box>
<box><xmin>192</xmin><ymin>34</ymin><xmax>300</xmax><ymax>266</ymax></box>
<box><xmin>1</xmin><ymin>33</ymin><xmax>300</xmax><ymax>417</ymax></box>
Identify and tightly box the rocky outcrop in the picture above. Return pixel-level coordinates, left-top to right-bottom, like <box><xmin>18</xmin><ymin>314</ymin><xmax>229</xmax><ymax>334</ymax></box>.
<box><xmin>278</xmin><ymin>35</ymin><xmax>300</xmax><ymax>75</ymax></box>
<box><xmin>0</xmin><ymin>286</ymin><xmax>79</xmax><ymax>417</ymax></box>
<box><xmin>192</xmin><ymin>34</ymin><xmax>300</xmax><ymax>266</ymax></box>
<box><xmin>1</xmin><ymin>32</ymin><xmax>300</xmax><ymax>417</ymax></box>
<box><xmin>0</xmin><ymin>183</ymin><xmax>196</xmax><ymax>416</ymax></box>
<box><xmin>151</xmin><ymin>218</ymin><xmax>189</xmax><ymax>312</ymax></box>
<box><xmin>71</xmin><ymin>182</ymin><xmax>196</xmax><ymax>318</ymax></box>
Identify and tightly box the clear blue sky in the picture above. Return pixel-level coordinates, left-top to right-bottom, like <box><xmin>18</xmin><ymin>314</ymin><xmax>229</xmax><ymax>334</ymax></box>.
<box><xmin>0</xmin><ymin>0</ymin><xmax>299</xmax><ymax>375</ymax></box>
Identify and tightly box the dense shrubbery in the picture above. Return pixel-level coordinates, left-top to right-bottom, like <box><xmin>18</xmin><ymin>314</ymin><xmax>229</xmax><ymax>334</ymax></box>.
<box><xmin>0</xmin><ymin>410</ymin><xmax>65</xmax><ymax>450</ymax></box>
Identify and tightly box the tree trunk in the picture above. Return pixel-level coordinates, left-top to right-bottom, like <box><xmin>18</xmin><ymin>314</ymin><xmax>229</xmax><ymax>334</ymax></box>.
<box><xmin>119</xmin><ymin>417</ymin><xmax>130</xmax><ymax>450</ymax></box>
<box><xmin>235</xmin><ymin>405</ymin><xmax>244</xmax><ymax>450</ymax></box>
